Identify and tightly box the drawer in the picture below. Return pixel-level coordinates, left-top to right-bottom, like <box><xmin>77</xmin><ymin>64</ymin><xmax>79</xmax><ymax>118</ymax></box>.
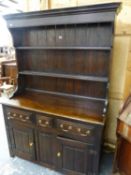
<box><xmin>117</xmin><ymin>120</ymin><xmax>131</xmax><ymax>143</ymax></box>
<box><xmin>56</xmin><ymin>119</ymin><xmax>95</xmax><ymax>138</ymax></box>
<box><xmin>4</xmin><ymin>106</ymin><xmax>33</xmax><ymax>124</ymax></box>
<box><xmin>36</xmin><ymin>114</ymin><xmax>53</xmax><ymax>128</ymax></box>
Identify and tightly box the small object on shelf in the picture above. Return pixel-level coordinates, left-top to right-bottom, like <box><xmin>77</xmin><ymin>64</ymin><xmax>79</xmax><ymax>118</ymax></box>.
<box><xmin>0</xmin><ymin>82</ymin><xmax>15</xmax><ymax>98</ymax></box>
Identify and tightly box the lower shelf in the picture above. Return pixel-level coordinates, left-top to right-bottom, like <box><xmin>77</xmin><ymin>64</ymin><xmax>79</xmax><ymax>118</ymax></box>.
<box><xmin>26</xmin><ymin>88</ymin><xmax>107</xmax><ymax>102</ymax></box>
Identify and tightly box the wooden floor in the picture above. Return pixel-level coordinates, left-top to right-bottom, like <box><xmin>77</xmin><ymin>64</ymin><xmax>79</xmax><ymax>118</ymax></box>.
<box><xmin>0</xmin><ymin>104</ymin><xmax>114</xmax><ymax>175</ymax></box>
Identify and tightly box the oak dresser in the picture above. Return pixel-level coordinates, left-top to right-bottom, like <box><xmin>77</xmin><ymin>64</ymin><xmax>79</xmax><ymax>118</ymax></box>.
<box><xmin>0</xmin><ymin>3</ymin><xmax>120</xmax><ymax>175</ymax></box>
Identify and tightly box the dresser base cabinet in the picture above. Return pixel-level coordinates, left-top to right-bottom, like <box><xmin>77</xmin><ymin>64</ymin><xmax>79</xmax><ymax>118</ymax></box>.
<box><xmin>3</xmin><ymin>104</ymin><xmax>103</xmax><ymax>175</ymax></box>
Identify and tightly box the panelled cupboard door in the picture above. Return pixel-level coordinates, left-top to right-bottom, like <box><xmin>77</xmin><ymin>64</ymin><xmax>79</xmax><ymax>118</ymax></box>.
<box><xmin>56</xmin><ymin>137</ymin><xmax>92</xmax><ymax>175</ymax></box>
<box><xmin>37</xmin><ymin>131</ymin><xmax>55</xmax><ymax>168</ymax></box>
<box><xmin>8</xmin><ymin>125</ymin><xmax>35</xmax><ymax>161</ymax></box>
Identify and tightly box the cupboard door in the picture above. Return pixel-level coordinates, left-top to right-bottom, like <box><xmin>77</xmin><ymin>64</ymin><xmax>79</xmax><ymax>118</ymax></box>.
<box><xmin>56</xmin><ymin>137</ymin><xmax>90</xmax><ymax>175</ymax></box>
<box><xmin>37</xmin><ymin>131</ymin><xmax>55</xmax><ymax>168</ymax></box>
<box><xmin>9</xmin><ymin>125</ymin><xmax>35</xmax><ymax>161</ymax></box>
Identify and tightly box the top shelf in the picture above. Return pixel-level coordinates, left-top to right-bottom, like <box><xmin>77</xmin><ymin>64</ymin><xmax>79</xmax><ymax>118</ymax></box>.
<box><xmin>16</xmin><ymin>46</ymin><xmax>111</xmax><ymax>51</ymax></box>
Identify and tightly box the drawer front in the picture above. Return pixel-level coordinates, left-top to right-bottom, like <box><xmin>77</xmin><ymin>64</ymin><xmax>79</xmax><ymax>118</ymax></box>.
<box><xmin>36</xmin><ymin>114</ymin><xmax>53</xmax><ymax>128</ymax></box>
<box><xmin>56</xmin><ymin>119</ymin><xmax>95</xmax><ymax>139</ymax></box>
<box><xmin>4</xmin><ymin>106</ymin><xmax>33</xmax><ymax>124</ymax></box>
<box><xmin>117</xmin><ymin>120</ymin><xmax>131</xmax><ymax>142</ymax></box>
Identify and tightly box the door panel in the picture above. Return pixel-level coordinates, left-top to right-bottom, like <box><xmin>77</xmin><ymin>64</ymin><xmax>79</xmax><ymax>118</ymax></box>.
<box><xmin>63</xmin><ymin>146</ymin><xmax>86</xmax><ymax>173</ymax></box>
<box><xmin>56</xmin><ymin>137</ymin><xmax>89</xmax><ymax>175</ymax></box>
<box><xmin>10</xmin><ymin>125</ymin><xmax>35</xmax><ymax>161</ymax></box>
<box><xmin>37</xmin><ymin>131</ymin><xmax>55</xmax><ymax>168</ymax></box>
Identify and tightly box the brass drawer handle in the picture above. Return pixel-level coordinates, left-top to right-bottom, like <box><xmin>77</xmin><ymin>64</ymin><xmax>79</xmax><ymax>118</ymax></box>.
<box><xmin>7</xmin><ymin>116</ymin><xmax>14</xmax><ymax>120</ymax></box>
<box><xmin>62</xmin><ymin>128</ymin><xmax>69</xmax><ymax>132</ymax></box>
<box><xmin>19</xmin><ymin>115</ymin><xmax>27</xmax><ymax>122</ymax></box>
<box><xmin>77</xmin><ymin>128</ymin><xmax>91</xmax><ymax>137</ymax></box>
<box><xmin>38</xmin><ymin>120</ymin><xmax>49</xmax><ymax>127</ymax></box>
<box><xmin>80</xmin><ymin>130</ymin><xmax>91</xmax><ymax>137</ymax></box>
<box><xmin>60</xmin><ymin>124</ymin><xmax>70</xmax><ymax>132</ymax></box>
<box><xmin>7</xmin><ymin>112</ymin><xmax>14</xmax><ymax>119</ymax></box>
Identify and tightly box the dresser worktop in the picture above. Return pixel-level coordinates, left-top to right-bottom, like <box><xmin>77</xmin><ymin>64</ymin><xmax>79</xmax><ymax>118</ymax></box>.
<box><xmin>0</xmin><ymin>95</ymin><xmax>104</xmax><ymax>125</ymax></box>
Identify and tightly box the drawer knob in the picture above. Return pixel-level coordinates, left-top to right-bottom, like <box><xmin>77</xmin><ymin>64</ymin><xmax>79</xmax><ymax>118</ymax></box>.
<box><xmin>77</xmin><ymin>128</ymin><xmax>81</xmax><ymax>132</ymax></box>
<box><xmin>57</xmin><ymin>152</ymin><xmax>61</xmax><ymax>157</ymax></box>
<box><xmin>26</xmin><ymin>116</ymin><xmax>30</xmax><ymax>120</ymax></box>
<box><xmin>60</xmin><ymin>124</ymin><xmax>63</xmax><ymax>128</ymax></box>
<box><xmin>38</xmin><ymin>119</ymin><xmax>42</xmax><ymax>123</ymax></box>
<box><xmin>103</xmin><ymin>108</ymin><xmax>106</xmax><ymax>113</ymax></box>
<box><xmin>7</xmin><ymin>112</ymin><xmax>11</xmax><ymax>115</ymax></box>
<box><xmin>45</xmin><ymin>121</ymin><xmax>49</xmax><ymax>125</ymax></box>
<box><xmin>68</xmin><ymin>125</ymin><xmax>72</xmax><ymax>130</ymax></box>
<box><xmin>58</xmin><ymin>35</ymin><xmax>63</xmax><ymax>40</ymax></box>
<box><xmin>86</xmin><ymin>130</ymin><xmax>91</xmax><ymax>135</ymax></box>
<box><xmin>13</xmin><ymin>113</ymin><xmax>16</xmax><ymax>117</ymax></box>
<box><xmin>19</xmin><ymin>115</ymin><xmax>23</xmax><ymax>118</ymax></box>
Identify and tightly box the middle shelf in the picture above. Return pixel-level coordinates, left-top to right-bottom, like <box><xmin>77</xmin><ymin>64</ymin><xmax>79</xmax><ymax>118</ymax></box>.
<box><xmin>19</xmin><ymin>71</ymin><xmax>108</xmax><ymax>82</ymax></box>
<box><xmin>16</xmin><ymin>46</ymin><xmax>111</xmax><ymax>51</ymax></box>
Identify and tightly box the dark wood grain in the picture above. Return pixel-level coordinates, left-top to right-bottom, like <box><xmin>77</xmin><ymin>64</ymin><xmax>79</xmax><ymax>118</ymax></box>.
<box><xmin>37</xmin><ymin>131</ymin><xmax>55</xmax><ymax>167</ymax></box>
<box><xmin>17</xmin><ymin>50</ymin><xmax>110</xmax><ymax>77</ymax></box>
<box><xmin>57</xmin><ymin>136</ymin><xmax>88</xmax><ymax>174</ymax></box>
<box><xmin>8</xmin><ymin>124</ymin><xmax>35</xmax><ymax>161</ymax></box>
<box><xmin>12</xmin><ymin>23</ymin><xmax>113</xmax><ymax>47</ymax></box>
<box><xmin>114</xmin><ymin>138</ymin><xmax>131</xmax><ymax>175</ymax></box>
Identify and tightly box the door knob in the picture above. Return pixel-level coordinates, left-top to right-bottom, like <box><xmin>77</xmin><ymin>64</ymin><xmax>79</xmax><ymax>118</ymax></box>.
<box><xmin>57</xmin><ymin>152</ymin><xmax>61</xmax><ymax>157</ymax></box>
<box><xmin>29</xmin><ymin>142</ymin><xmax>33</xmax><ymax>147</ymax></box>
